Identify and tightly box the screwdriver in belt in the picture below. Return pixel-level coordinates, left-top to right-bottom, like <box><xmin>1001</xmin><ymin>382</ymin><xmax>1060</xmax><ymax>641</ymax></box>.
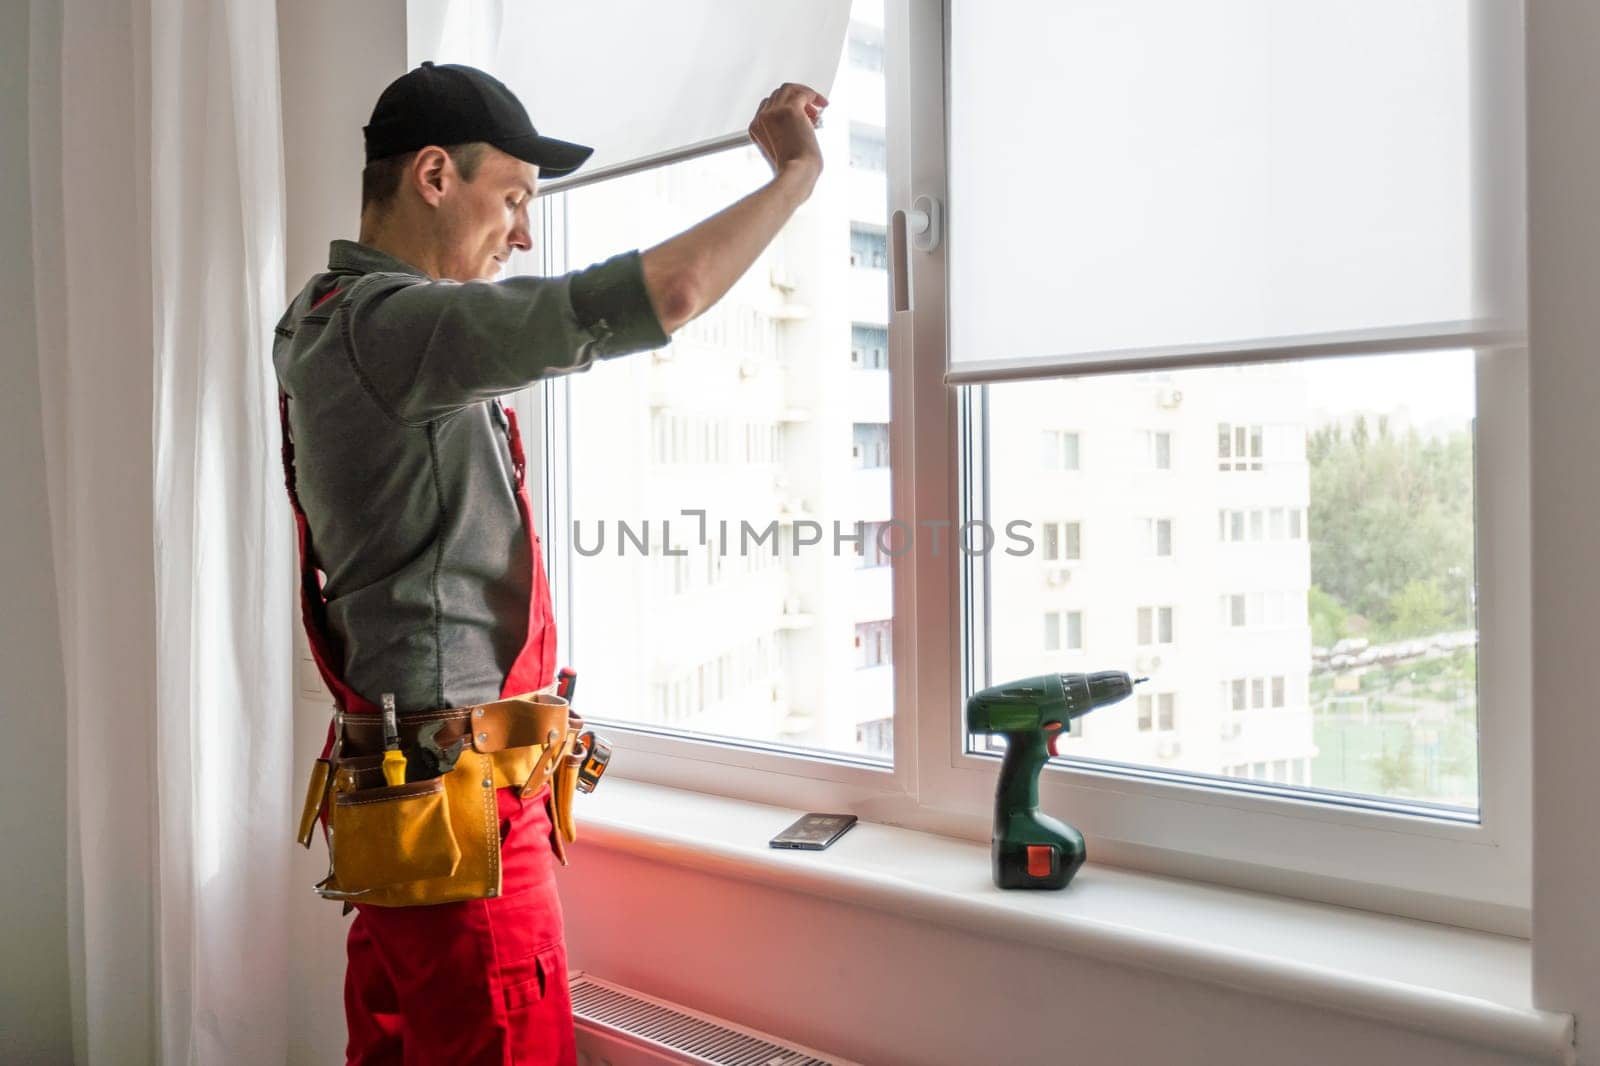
<box><xmin>380</xmin><ymin>693</ymin><xmax>406</xmax><ymax>786</ymax></box>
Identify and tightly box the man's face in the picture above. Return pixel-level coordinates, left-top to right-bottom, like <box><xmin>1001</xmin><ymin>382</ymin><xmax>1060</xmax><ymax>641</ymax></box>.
<box><xmin>434</xmin><ymin>147</ymin><xmax>537</xmax><ymax>282</ymax></box>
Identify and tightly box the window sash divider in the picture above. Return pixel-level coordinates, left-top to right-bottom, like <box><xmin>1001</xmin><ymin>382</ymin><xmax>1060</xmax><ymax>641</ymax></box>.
<box><xmin>945</xmin><ymin>319</ymin><xmax>1522</xmax><ymax>386</ymax></box>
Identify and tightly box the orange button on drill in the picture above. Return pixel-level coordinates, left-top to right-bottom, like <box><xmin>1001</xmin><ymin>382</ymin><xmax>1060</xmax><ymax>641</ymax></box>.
<box><xmin>1026</xmin><ymin>845</ymin><xmax>1054</xmax><ymax>878</ymax></box>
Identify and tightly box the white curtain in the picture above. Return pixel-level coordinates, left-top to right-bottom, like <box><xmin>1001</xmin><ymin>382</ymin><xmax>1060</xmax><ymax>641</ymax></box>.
<box><xmin>31</xmin><ymin>0</ymin><xmax>294</xmax><ymax>1061</ymax></box>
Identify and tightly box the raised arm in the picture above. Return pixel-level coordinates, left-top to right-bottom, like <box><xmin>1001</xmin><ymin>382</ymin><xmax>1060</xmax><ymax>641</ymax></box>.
<box><xmin>639</xmin><ymin>83</ymin><xmax>829</xmax><ymax>333</ymax></box>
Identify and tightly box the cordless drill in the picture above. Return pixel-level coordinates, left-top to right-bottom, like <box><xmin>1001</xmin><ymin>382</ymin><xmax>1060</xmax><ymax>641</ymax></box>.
<box><xmin>967</xmin><ymin>671</ymin><xmax>1140</xmax><ymax>890</ymax></box>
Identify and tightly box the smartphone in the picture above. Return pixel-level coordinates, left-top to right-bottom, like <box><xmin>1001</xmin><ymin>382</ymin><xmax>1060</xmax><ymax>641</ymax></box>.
<box><xmin>769</xmin><ymin>813</ymin><xmax>859</xmax><ymax>851</ymax></box>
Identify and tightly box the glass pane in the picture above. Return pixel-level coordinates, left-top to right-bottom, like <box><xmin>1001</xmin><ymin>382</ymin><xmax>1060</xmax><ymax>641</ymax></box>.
<box><xmin>975</xmin><ymin>351</ymin><xmax>1480</xmax><ymax>815</ymax></box>
<box><xmin>949</xmin><ymin>0</ymin><xmax>1508</xmax><ymax>371</ymax></box>
<box><xmin>540</xmin><ymin>0</ymin><xmax>891</xmax><ymax>760</ymax></box>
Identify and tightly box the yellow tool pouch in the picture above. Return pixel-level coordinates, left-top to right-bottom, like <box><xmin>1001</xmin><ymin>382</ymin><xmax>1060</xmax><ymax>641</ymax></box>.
<box><xmin>330</xmin><ymin>777</ymin><xmax>460</xmax><ymax>893</ymax></box>
<box><xmin>300</xmin><ymin>690</ymin><xmax>584</xmax><ymax>907</ymax></box>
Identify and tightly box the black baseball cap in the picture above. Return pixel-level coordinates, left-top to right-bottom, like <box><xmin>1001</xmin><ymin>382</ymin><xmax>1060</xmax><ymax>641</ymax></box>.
<box><xmin>363</xmin><ymin>61</ymin><xmax>593</xmax><ymax>178</ymax></box>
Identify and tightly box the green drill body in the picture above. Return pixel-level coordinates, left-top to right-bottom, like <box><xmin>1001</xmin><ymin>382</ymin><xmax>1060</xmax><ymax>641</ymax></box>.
<box><xmin>966</xmin><ymin>671</ymin><xmax>1137</xmax><ymax>889</ymax></box>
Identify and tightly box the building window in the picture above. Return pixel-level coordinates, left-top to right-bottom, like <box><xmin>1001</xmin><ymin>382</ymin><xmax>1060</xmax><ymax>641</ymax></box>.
<box><xmin>856</xmin><ymin>521</ymin><xmax>892</xmax><ymax>568</ymax></box>
<box><xmin>852</xmin><ymin>422</ymin><xmax>890</xmax><ymax>468</ymax></box>
<box><xmin>1136</xmin><ymin>606</ymin><xmax>1174</xmax><ymax>646</ymax></box>
<box><xmin>1219</xmin><ymin>506</ymin><xmax>1307</xmax><ymax>544</ymax></box>
<box><xmin>848</xmin><ymin>123</ymin><xmax>886</xmax><ymax>171</ymax></box>
<box><xmin>848</xmin><ymin>32</ymin><xmax>885</xmax><ymax>72</ymax></box>
<box><xmin>851</xmin><ymin>323</ymin><xmax>889</xmax><ymax>369</ymax></box>
<box><xmin>855</xmin><ymin>620</ymin><xmax>892</xmax><ymax>669</ymax></box>
<box><xmin>856</xmin><ymin>716</ymin><xmax>893</xmax><ymax>755</ymax></box>
<box><xmin>1041</xmin><ymin>430</ymin><xmax>1081</xmax><ymax>470</ymax></box>
<box><xmin>1141</xmin><ymin>517</ymin><xmax>1174</xmax><ymax>557</ymax></box>
<box><xmin>1218</xmin><ymin>422</ymin><xmax>1265</xmax><ymax>471</ymax></box>
<box><xmin>1222</xmin><ymin>592</ymin><xmax>1303</xmax><ymax>630</ymax></box>
<box><xmin>849</xmin><ymin>224</ymin><xmax>888</xmax><ymax>269</ymax></box>
<box><xmin>1042</xmin><ymin>520</ymin><xmax>1082</xmax><ymax>563</ymax></box>
<box><xmin>1044</xmin><ymin>609</ymin><xmax>1084</xmax><ymax>652</ymax></box>
<box><xmin>1137</xmin><ymin>693</ymin><xmax>1176</xmax><ymax>732</ymax></box>
<box><xmin>1138</xmin><ymin>429</ymin><xmax>1173</xmax><ymax>470</ymax></box>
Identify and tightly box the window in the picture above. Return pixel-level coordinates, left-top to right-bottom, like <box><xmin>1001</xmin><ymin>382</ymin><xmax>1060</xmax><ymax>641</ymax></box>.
<box><xmin>1041</xmin><ymin>521</ymin><xmax>1082</xmax><ymax>563</ymax></box>
<box><xmin>1041</xmin><ymin>430</ymin><xmax>1080</xmax><ymax>470</ymax></box>
<box><xmin>1136</xmin><ymin>606</ymin><xmax>1174</xmax><ymax>647</ymax></box>
<box><xmin>851</xmin><ymin>324</ymin><xmax>888</xmax><ymax>369</ymax></box>
<box><xmin>1043</xmin><ymin>610</ymin><xmax>1084</xmax><ymax>653</ymax></box>
<box><xmin>1139</xmin><ymin>428</ymin><xmax>1177</xmax><ymax>470</ymax></box>
<box><xmin>848</xmin><ymin>123</ymin><xmax>886</xmax><ymax>172</ymax></box>
<box><xmin>1137</xmin><ymin>693</ymin><xmax>1176</xmax><ymax>733</ymax></box>
<box><xmin>856</xmin><ymin>716</ymin><xmax>893</xmax><ymax>755</ymax></box>
<box><xmin>944</xmin><ymin>0</ymin><xmax>1526</xmax><ymax>927</ymax></box>
<box><xmin>506</xmin><ymin>0</ymin><xmax>1528</xmax><ymax>930</ymax></box>
<box><xmin>848</xmin><ymin>32</ymin><xmax>884</xmax><ymax>74</ymax></box>
<box><xmin>849</xmin><ymin>224</ymin><xmax>888</xmax><ymax>268</ymax></box>
<box><xmin>1140</xmin><ymin>518</ymin><xmax>1174</xmax><ymax>558</ymax></box>
<box><xmin>1218</xmin><ymin>422</ymin><xmax>1265</xmax><ymax>471</ymax></box>
<box><xmin>855</xmin><ymin>620</ymin><xmax>893</xmax><ymax>669</ymax></box>
<box><xmin>853</xmin><ymin>423</ymin><xmax>890</xmax><ymax>468</ymax></box>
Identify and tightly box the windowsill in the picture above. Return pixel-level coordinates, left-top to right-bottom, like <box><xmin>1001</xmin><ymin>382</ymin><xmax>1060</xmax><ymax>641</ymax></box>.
<box><xmin>576</xmin><ymin>779</ymin><xmax>1573</xmax><ymax>1066</ymax></box>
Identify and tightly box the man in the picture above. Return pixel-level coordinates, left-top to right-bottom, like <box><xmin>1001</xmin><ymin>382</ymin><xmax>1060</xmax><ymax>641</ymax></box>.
<box><xmin>272</xmin><ymin>62</ymin><xmax>826</xmax><ymax>1065</ymax></box>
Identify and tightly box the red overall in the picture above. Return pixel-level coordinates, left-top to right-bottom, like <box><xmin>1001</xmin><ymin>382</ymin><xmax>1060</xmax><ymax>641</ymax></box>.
<box><xmin>280</xmin><ymin>360</ymin><xmax>576</xmax><ymax>1065</ymax></box>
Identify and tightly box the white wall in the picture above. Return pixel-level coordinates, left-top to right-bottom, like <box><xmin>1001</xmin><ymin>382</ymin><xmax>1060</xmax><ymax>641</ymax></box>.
<box><xmin>0</xmin><ymin>0</ymin><xmax>72</xmax><ymax>1061</ymax></box>
<box><xmin>559</xmin><ymin>844</ymin><xmax>1543</xmax><ymax>1066</ymax></box>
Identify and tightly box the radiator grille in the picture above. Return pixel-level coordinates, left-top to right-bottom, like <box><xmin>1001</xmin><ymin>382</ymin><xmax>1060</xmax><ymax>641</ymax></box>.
<box><xmin>570</xmin><ymin>973</ymin><xmax>848</xmax><ymax>1066</ymax></box>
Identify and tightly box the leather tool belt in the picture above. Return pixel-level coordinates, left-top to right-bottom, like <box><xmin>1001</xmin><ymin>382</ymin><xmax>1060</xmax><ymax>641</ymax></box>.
<box><xmin>296</xmin><ymin>687</ymin><xmax>595</xmax><ymax>907</ymax></box>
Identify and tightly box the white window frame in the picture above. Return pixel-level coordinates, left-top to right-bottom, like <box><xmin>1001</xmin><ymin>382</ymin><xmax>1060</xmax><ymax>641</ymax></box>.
<box><xmin>518</xmin><ymin>0</ymin><xmax>1531</xmax><ymax>936</ymax></box>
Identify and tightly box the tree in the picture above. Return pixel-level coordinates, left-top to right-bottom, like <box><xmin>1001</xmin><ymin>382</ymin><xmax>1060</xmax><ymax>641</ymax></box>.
<box><xmin>1388</xmin><ymin>578</ymin><xmax>1449</xmax><ymax>640</ymax></box>
<box><xmin>1374</xmin><ymin>728</ymin><xmax>1420</xmax><ymax>796</ymax></box>
<box><xmin>1309</xmin><ymin>585</ymin><xmax>1347</xmax><ymax>647</ymax></box>
<box><xmin>1308</xmin><ymin>422</ymin><xmax>1475</xmax><ymax>637</ymax></box>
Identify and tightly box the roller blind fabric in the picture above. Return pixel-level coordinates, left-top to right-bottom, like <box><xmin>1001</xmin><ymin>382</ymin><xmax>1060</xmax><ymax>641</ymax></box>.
<box><xmin>410</xmin><ymin>0</ymin><xmax>852</xmax><ymax>191</ymax></box>
<box><xmin>947</xmin><ymin>0</ymin><xmax>1523</xmax><ymax>382</ymax></box>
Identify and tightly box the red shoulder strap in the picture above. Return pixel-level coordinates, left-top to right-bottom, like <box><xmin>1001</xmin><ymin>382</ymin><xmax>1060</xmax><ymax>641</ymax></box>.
<box><xmin>498</xmin><ymin>404</ymin><xmax>558</xmax><ymax>697</ymax></box>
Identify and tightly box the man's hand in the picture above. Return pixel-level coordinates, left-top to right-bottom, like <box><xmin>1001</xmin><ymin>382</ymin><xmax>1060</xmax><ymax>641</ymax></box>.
<box><xmin>639</xmin><ymin>83</ymin><xmax>829</xmax><ymax>334</ymax></box>
<box><xmin>748</xmin><ymin>83</ymin><xmax>828</xmax><ymax>187</ymax></box>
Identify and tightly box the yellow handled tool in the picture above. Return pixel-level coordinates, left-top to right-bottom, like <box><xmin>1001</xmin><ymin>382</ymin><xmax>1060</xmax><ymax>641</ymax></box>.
<box><xmin>380</xmin><ymin>693</ymin><xmax>407</xmax><ymax>786</ymax></box>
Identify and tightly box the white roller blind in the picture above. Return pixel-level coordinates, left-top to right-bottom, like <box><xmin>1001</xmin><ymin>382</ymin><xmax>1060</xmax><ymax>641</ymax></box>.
<box><xmin>409</xmin><ymin>0</ymin><xmax>852</xmax><ymax>191</ymax></box>
<box><xmin>948</xmin><ymin>0</ymin><xmax>1524</xmax><ymax>382</ymax></box>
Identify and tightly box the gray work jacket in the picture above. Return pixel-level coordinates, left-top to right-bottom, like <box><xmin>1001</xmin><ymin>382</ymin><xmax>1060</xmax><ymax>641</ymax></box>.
<box><xmin>273</xmin><ymin>240</ymin><xmax>667</xmax><ymax>712</ymax></box>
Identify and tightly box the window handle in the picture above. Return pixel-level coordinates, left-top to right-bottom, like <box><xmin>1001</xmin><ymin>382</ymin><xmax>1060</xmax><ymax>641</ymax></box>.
<box><xmin>892</xmin><ymin>195</ymin><xmax>943</xmax><ymax>314</ymax></box>
<box><xmin>891</xmin><ymin>209</ymin><xmax>911</xmax><ymax>313</ymax></box>
<box><xmin>907</xmin><ymin>194</ymin><xmax>942</xmax><ymax>252</ymax></box>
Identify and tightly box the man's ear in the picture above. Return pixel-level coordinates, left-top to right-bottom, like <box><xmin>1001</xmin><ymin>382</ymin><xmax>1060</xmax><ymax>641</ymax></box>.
<box><xmin>411</xmin><ymin>146</ymin><xmax>451</xmax><ymax>207</ymax></box>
